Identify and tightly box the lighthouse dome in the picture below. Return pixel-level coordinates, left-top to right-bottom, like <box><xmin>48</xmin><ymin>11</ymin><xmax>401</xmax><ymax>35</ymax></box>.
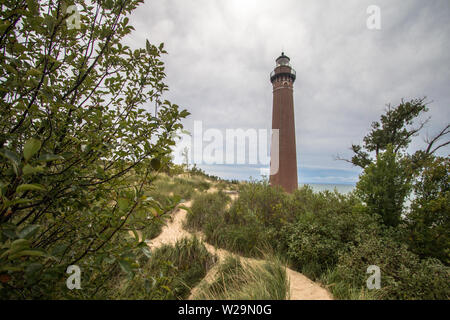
<box><xmin>276</xmin><ymin>52</ymin><xmax>290</xmax><ymax>67</ymax></box>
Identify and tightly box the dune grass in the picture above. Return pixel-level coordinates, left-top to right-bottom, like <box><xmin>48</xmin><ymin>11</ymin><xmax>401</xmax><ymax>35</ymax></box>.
<box><xmin>150</xmin><ymin>174</ymin><xmax>212</xmax><ymax>201</ymax></box>
<box><xmin>127</xmin><ymin>174</ymin><xmax>215</xmax><ymax>241</ymax></box>
<box><xmin>185</xmin><ymin>191</ymin><xmax>230</xmax><ymax>231</ymax></box>
<box><xmin>114</xmin><ymin>237</ymin><xmax>216</xmax><ymax>300</ymax></box>
<box><xmin>185</xmin><ymin>190</ymin><xmax>271</xmax><ymax>258</ymax></box>
<box><xmin>192</xmin><ymin>255</ymin><xmax>289</xmax><ymax>300</ymax></box>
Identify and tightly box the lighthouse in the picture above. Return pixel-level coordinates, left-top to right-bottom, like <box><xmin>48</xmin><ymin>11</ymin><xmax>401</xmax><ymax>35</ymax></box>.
<box><xmin>269</xmin><ymin>53</ymin><xmax>298</xmax><ymax>193</ymax></box>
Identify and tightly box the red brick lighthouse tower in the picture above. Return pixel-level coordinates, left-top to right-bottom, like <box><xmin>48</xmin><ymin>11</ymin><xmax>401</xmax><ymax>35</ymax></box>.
<box><xmin>269</xmin><ymin>53</ymin><xmax>298</xmax><ymax>193</ymax></box>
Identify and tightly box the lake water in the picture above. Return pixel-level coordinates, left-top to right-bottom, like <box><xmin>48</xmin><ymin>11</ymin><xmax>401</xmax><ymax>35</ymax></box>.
<box><xmin>299</xmin><ymin>183</ymin><xmax>355</xmax><ymax>194</ymax></box>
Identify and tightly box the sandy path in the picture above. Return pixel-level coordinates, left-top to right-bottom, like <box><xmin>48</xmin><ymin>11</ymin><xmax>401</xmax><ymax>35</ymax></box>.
<box><xmin>286</xmin><ymin>268</ymin><xmax>332</xmax><ymax>300</ymax></box>
<box><xmin>189</xmin><ymin>234</ymin><xmax>332</xmax><ymax>300</ymax></box>
<box><xmin>146</xmin><ymin>189</ymin><xmax>332</xmax><ymax>300</ymax></box>
<box><xmin>146</xmin><ymin>201</ymin><xmax>192</xmax><ymax>249</ymax></box>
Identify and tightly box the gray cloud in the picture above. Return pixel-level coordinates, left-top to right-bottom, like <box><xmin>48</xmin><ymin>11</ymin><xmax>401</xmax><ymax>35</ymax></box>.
<box><xmin>124</xmin><ymin>0</ymin><xmax>450</xmax><ymax>182</ymax></box>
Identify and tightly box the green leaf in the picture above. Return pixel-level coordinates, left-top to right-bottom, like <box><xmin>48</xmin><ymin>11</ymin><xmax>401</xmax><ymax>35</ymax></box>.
<box><xmin>104</xmin><ymin>0</ymin><xmax>114</xmax><ymax>10</ymax></box>
<box><xmin>4</xmin><ymin>198</ymin><xmax>34</xmax><ymax>207</ymax></box>
<box><xmin>36</xmin><ymin>153</ymin><xmax>64</xmax><ymax>162</ymax></box>
<box><xmin>10</xmin><ymin>239</ymin><xmax>31</xmax><ymax>251</ymax></box>
<box><xmin>118</xmin><ymin>198</ymin><xmax>129</xmax><ymax>211</ymax></box>
<box><xmin>50</xmin><ymin>244</ymin><xmax>68</xmax><ymax>256</ymax></box>
<box><xmin>131</xmin><ymin>228</ymin><xmax>139</xmax><ymax>241</ymax></box>
<box><xmin>16</xmin><ymin>183</ymin><xmax>46</xmax><ymax>193</ymax></box>
<box><xmin>23</xmin><ymin>138</ymin><xmax>42</xmax><ymax>161</ymax></box>
<box><xmin>22</xmin><ymin>164</ymin><xmax>44</xmax><ymax>176</ymax></box>
<box><xmin>180</xmin><ymin>109</ymin><xmax>190</xmax><ymax>118</ymax></box>
<box><xmin>0</xmin><ymin>148</ymin><xmax>20</xmax><ymax>175</ymax></box>
<box><xmin>151</xmin><ymin>158</ymin><xmax>161</xmax><ymax>171</ymax></box>
<box><xmin>26</xmin><ymin>0</ymin><xmax>39</xmax><ymax>15</ymax></box>
<box><xmin>4</xmin><ymin>64</ymin><xmax>18</xmax><ymax>76</ymax></box>
<box><xmin>1</xmin><ymin>223</ymin><xmax>18</xmax><ymax>239</ymax></box>
<box><xmin>0</xmin><ymin>265</ymin><xmax>23</xmax><ymax>272</ymax></box>
<box><xmin>178</xmin><ymin>205</ymin><xmax>191</xmax><ymax>213</ymax></box>
<box><xmin>0</xmin><ymin>239</ymin><xmax>30</xmax><ymax>259</ymax></box>
<box><xmin>9</xmin><ymin>249</ymin><xmax>46</xmax><ymax>260</ymax></box>
<box><xmin>18</xmin><ymin>224</ymin><xmax>40</xmax><ymax>239</ymax></box>
<box><xmin>137</xmin><ymin>241</ymin><xmax>148</xmax><ymax>248</ymax></box>
<box><xmin>144</xmin><ymin>279</ymin><xmax>151</xmax><ymax>293</ymax></box>
<box><xmin>118</xmin><ymin>259</ymin><xmax>133</xmax><ymax>275</ymax></box>
<box><xmin>25</xmin><ymin>263</ymin><xmax>43</xmax><ymax>276</ymax></box>
<box><xmin>0</xmin><ymin>22</ymin><xmax>11</xmax><ymax>34</ymax></box>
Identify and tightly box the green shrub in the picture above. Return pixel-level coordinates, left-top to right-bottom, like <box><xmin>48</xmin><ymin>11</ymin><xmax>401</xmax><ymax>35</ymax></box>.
<box><xmin>230</xmin><ymin>181</ymin><xmax>293</xmax><ymax>228</ymax></box>
<box><xmin>199</xmin><ymin>182</ymin><xmax>293</xmax><ymax>257</ymax></box>
<box><xmin>185</xmin><ymin>192</ymin><xmax>230</xmax><ymax>231</ymax></box>
<box><xmin>279</xmin><ymin>193</ymin><xmax>381</xmax><ymax>279</ymax></box>
<box><xmin>150</xmin><ymin>175</ymin><xmax>194</xmax><ymax>201</ymax></box>
<box><xmin>128</xmin><ymin>189</ymin><xmax>181</xmax><ymax>241</ymax></box>
<box><xmin>0</xmin><ymin>0</ymin><xmax>190</xmax><ymax>299</ymax></box>
<box><xmin>334</xmin><ymin>233</ymin><xmax>450</xmax><ymax>300</ymax></box>
<box><xmin>187</xmin><ymin>189</ymin><xmax>272</xmax><ymax>258</ymax></box>
<box><xmin>405</xmin><ymin>156</ymin><xmax>449</xmax><ymax>265</ymax></box>
<box><xmin>356</xmin><ymin>145</ymin><xmax>412</xmax><ymax>227</ymax></box>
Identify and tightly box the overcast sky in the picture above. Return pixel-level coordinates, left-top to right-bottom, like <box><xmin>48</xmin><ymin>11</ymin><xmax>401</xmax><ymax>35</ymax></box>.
<box><xmin>125</xmin><ymin>0</ymin><xmax>450</xmax><ymax>184</ymax></box>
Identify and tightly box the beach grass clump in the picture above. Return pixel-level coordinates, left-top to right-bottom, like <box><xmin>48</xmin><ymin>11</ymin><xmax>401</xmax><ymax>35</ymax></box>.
<box><xmin>193</xmin><ymin>255</ymin><xmax>289</xmax><ymax>300</ymax></box>
<box><xmin>115</xmin><ymin>237</ymin><xmax>216</xmax><ymax>300</ymax></box>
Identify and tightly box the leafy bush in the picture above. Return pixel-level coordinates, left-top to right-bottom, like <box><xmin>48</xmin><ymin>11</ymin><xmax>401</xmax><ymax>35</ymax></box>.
<box><xmin>279</xmin><ymin>193</ymin><xmax>381</xmax><ymax>279</ymax></box>
<box><xmin>334</xmin><ymin>233</ymin><xmax>450</xmax><ymax>300</ymax></box>
<box><xmin>405</xmin><ymin>156</ymin><xmax>449</xmax><ymax>265</ymax></box>
<box><xmin>187</xmin><ymin>189</ymin><xmax>272</xmax><ymax>257</ymax></box>
<box><xmin>356</xmin><ymin>145</ymin><xmax>412</xmax><ymax>227</ymax></box>
<box><xmin>183</xmin><ymin>177</ymin><xmax>449</xmax><ymax>300</ymax></box>
<box><xmin>185</xmin><ymin>191</ymin><xmax>230</xmax><ymax>231</ymax></box>
<box><xmin>230</xmin><ymin>181</ymin><xmax>293</xmax><ymax>228</ymax></box>
<box><xmin>191</xmin><ymin>182</ymin><xmax>293</xmax><ymax>257</ymax></box>
<box><xmin>0</xmin><ymin>0</ymin><xmax>189</xmax><ymax>299</ymax></box>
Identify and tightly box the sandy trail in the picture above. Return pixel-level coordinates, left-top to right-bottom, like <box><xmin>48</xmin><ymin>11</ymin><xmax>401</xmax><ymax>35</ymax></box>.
<box><xmin>146</xmin><ymin>189</ymin><xmax>332</xmax><ymax>300</ymax></box>
<box><xmin>146</xmin><ymin>201</ymin><xmax>192</xmax><ymax>248</ymax></box>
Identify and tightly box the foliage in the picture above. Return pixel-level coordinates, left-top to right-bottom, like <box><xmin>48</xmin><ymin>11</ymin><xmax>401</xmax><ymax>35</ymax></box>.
<box><xmin>0</xmin><ymin>1</ymin><xmax>446</xmax><ymax>300</ymax></box>
<box><xmin>405</xmin><ymin>156</ymin><xmax>449</xmax><ymax>264</ymax></box>
<box><xmin>186</xmin><ymin>164</ymin><xmax>450</xmax><ymax>300</ymax></box>
<box><xmin>356</xmin><ymin>145</ymin><xmax>412</xmax><ymax>227</ymax></box>
<box><xmin>148</xmin><ymin>173</ymin><xmax>211</xmax><ymax>204</ymax></box>
<box><xmin>185</xmin><ymin>191</ymin><xmax>230</xmax><ymax>231</ymax></box>
<box><xmin>334</xmin><ymin>232</ymin><xmax>450</xmax><ymax>300</ymax></box>
<box><xmin>188</xmin><ymin>164</ymin><xmax>219</xmax><ymax>181</ymax></box>
<box><xmin>113</xmin><ymin>237</ymin><xmax>216</xmax><ymax>300</ymax></box>
<box><xmin>188</xmin><ymin>164</ymin><xmax>240</xmax><ymax>187</ymax></box>
<box><xmin>347</xmin><ymin>98</ymin><xmax>429</xmax><ymax>168</ymax></box>
<box><xmin>205</xmin><ymin>214</ymin><xmax>268</xmax><ymax>258</ymax></box>
<box><xmin>0</xmin><ymin>0</ymin><xmax>189</xmax><ymax>298</ymax></box>
<box><xmin>187</xmin><ymin>188</ymin><xmax>274</xmax><ymax>258</ymax></box>
<box><xmin>279</xmin><ymin>193</ymin><xmax>380</xmax><ymax>279</ymax></box>
<box><xmin>228</xmin><ymin>180</ymin><xmax>296</xmax><ymax>229</ymax></box>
